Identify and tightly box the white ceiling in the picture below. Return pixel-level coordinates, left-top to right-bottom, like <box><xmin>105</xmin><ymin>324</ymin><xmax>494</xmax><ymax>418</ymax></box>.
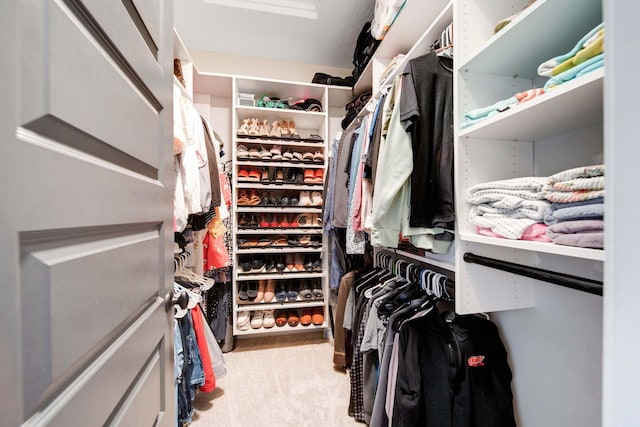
<box><xmin>173</xmin><ymin>0</ymin><xmax>374</xmax><ymax>68</ymax></box>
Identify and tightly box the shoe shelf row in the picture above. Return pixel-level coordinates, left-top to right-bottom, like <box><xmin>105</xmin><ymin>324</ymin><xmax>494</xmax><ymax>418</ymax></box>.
<box><xmin>231</xmin><ymin>76</ymin><xmax>329</xmax><ymax>337</ymax></box>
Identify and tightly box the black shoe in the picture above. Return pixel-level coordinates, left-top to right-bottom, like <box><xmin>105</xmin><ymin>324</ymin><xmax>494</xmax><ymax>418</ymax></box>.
<box><xmin>312</xmin><ymin>281</ymin><xmax>323</xmax><ymax>300</ymax></box>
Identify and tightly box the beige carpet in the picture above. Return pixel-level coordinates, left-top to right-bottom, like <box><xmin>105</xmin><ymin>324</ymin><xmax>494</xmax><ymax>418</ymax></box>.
<box><xmin>190</xmin><ymin>332</ymin><xmax>362</xmax><ymax>427</ymax></box>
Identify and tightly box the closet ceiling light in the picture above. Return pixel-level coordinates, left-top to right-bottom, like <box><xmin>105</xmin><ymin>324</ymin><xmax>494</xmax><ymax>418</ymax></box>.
<box><xmin>203</xmin><ymin>0</ymin><xmax>319</xmax><ymax>19</ymax></box>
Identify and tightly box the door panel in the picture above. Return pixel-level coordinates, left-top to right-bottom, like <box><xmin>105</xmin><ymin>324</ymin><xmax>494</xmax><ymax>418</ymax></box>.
<box><xmin>22</xmin><ymin>302</ymin><xmax>169</xmax><ymax>426</ymax></box>
<box><xmin>1</xmin><ymin>0</ymin><xmax>174</xmax><ymax>425</ymax></box>
<box><xmin>19</xmin><ymin>0</ymin><xmax>164</xmax><ymax>172</ymax></box>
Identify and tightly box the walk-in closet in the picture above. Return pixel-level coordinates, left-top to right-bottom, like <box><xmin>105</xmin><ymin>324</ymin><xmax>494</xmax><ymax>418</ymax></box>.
<box><xmin>1</xmin><ymin>0</ymin><xmax>638</xmax><ymax>426</ymax></box>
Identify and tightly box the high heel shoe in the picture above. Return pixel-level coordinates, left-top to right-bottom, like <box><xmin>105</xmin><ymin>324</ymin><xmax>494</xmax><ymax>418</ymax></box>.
<box><xmin>260</xmin><ymin>119</ymin><xmax>270</xmax><ymax>137</ymax></box>
<box><xmin>270</xmin><ymin>121</ymin><xmax>282</xmax><ymax>138</ymax></box>
<box><xmin>288</xmin><ymin>120</ymin><xmax>300</xmax><ymax>138</ymax></box>
<box><xmin>236</xmin><ymin>118</ymin><xmax>250</xmax><ymax>136</ymax></box>
<box><xmin>280</xmin><ymin>120</ymin><xmax>291</xmax><ymax>138</ymax></box>
<box><xmin>248</xmin><ymin>118</ymin><xmax>260</xmax><ymax>136</ymax></box>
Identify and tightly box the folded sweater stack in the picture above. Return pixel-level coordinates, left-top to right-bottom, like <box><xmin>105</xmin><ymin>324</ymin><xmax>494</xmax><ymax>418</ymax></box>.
<box><xmin>466</xmin><ymin>177</ymin><xmax>551</xmax><ymax>240</ymax></box>
<box><xmin>538</xmin><ymin>23</ymin><xmax>605</xmax><ymax>90</ymax></box>
<box><xmin>542</xmin><ymin>165</ymin><xmax>605</xmax><ymax>248</ymax></box>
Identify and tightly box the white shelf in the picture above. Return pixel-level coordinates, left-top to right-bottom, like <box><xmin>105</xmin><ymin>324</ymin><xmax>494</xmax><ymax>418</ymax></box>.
<box><xmin>234</xmin><ymin>322</ymin><xmax>328</xmax><ymax>336</ymax></box>
<box><xmin>236</xmin><ymin>247</ymin><xmax>323</xmax><ymax>255</ymax></box>
<box><xmin>460</xmin><ymin>232</ymin><xmax>605</xmax><ymax>261</ymax></box>
<box><xmin>236</xmin><ymin>106</ymin><xmax>325</xmax><ymax>129</ymax></box>
<box><xmin>237</xmin><ymin>161</ymin><xmax>324</xmax><ymax>169</ymax></box>
<box><xmin>236</xmin><ymin>183</ymin><xmax>324</xmax><ymax>190</ymax></box>
<box><xmin>236</xmin><ymin>228</ymin><xmax>322</xmax><ymax>235</ymax></box>
<box><xmin>459</xmin><ymin>69</ymin><xmax>604</xmax><ymax>141</ymax></box>
<box><xmin>458</xmin><ymin>0</ymin><xmax>602</xmax><ymax>77</ymax></box>
<box><xmin>236</xmin><ymin>300</ymin><xmax>326</xmax><ymax>312</ymax></box>
<box><xmin>353</xmin><ymin>0</ymin><xmax>452</xmax><ymax>95</ymax></box>
<box><xmin>327</xmin><ymin>86</ymin><xmax>353</xmax><ymax>108</ymax></box>
<box><xmin>236</xmin><ymin>207</ymin><xmax>322</xmax><ymax>213</ymax></box>
<box><xmin>236</xmin><ymin>137</ymin><xmax>325</xmax><ymax>148</ymax></box>
<box><xmin>235</xmin><ymin>76</ymin><xmax>326</xmax><ymax>101</ymax></box>
<box><xmin>236</xmin><ymin>272</ymin><xmax>324</xmax><ymax>281</ymax></box>
<box><xmin>192</xmin><ymin>71</ymin><xmax>233</xmax><ymax>98</ymax></box>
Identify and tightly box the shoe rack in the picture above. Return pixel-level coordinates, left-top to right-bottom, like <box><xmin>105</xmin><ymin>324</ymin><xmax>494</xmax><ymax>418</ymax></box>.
<box><xmin>231</xmin><ymin>77</ymin><xmax>330</xmax><ymax>336</ymax></box>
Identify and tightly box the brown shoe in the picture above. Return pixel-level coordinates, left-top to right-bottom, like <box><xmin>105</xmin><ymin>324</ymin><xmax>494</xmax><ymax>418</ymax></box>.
<box><xmin>300</xmin><ymin>308</ymin><xmax>312</xmax><ymax>326</ymax></box>
<box><xmin>311</xmin><ymin>307</ymin><xmax>324</xmax><ymax>326</ymax></box>
<box><xmin>287</xmin><ymin>309</ymin><xmax>300</xmax><ymax>327</ymax></box>
<box><xmin>275</xmin><ymin>310</ymin><xmax>287</xmax><ymax>327</ymax></box>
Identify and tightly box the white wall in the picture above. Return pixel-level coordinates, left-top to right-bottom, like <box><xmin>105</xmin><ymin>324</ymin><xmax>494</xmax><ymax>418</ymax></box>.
<box><xmin>190</xmin><ymin>49</ymin><xmax>352</xmax><ymax>84</ymax></box>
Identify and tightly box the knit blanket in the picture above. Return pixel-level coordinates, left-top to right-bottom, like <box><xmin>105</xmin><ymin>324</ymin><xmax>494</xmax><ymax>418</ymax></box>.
<box><xmin>543</xmin><ymin>188</ymin><xmax>605</xmax><ymax>203</ymax></box>
<box><xmin>538</xmin><ymin>23</ymin><xmax>604</xmax><ymax>77</ymax></box>
<box><xmin>467</xmin><ymin>177</ymin><xmax>548</xmax><ymax>201</ymax></box>
<box><xmin>549</xmin><ymin>164</ymin><xmax>604</xmax><ymax>183</ymax></box>
<box><xmin>547</xmin><ymin>219</ymin><xmax>604</xmax><ymax>249</ymax></box>
<box><xmin>544</xmin><ymin>202</ymin><xmax>604</xmax><ymax>225</ymax></box>
<box><xmin>551</xmin><ymin>176</ymin><xmax>605</xmax><ymax>191</ymax></box>
<box><xmin>477</xmin><ymin>223</ymin><xmax>551</xmax><ymax>242</ymax></box>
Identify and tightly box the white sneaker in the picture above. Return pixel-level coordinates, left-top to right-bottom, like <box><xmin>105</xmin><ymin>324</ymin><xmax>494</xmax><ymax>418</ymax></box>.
<box><xmin>310</xmin><ymin>191</ymin><xmax>323</xmax><ymax>206</ymax></box>
<box><xmin>262</xmin><ymin>310</ymin><xmax>275</xmax><ymax>328</ymax></box>
<box><xmin>251</xmin><ymin>310</ymin><xmax>265</xmax><ymax>329</ymax></box>
<box><xmin>237</xmin><ymin>311</ymin><xmax>250</xmax><ymax>331</ymax></box>
<box><xmin>299</xmin><ymin>191</ymin><xmax>311</xmax><ymax>206</ymax></box>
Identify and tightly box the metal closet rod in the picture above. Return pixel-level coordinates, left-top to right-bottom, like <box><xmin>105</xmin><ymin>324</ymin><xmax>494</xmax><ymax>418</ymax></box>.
<box><xmin>463</xmin><ymin>253</ymin><xmax>603</xmax><ymax>296</ymax></box>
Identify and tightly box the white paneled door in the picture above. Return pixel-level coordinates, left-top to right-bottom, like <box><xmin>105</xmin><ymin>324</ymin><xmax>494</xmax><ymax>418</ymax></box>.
<box><xmin>0</xmin><ymin>0</ymin><xmax>175</xmax><ymax>425</ymax></box>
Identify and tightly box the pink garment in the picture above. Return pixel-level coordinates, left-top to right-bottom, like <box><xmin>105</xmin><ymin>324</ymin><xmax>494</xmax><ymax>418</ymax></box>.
<box><xmin>476</xmin><ymin>223</ymin><xmax>551</xmax><ymax>242</ymax></box>
<box><xmin>352</xmin><ymin>120</ymin><xmax>373</xmax><ymax>231</ymax></box>
<box><xmin>515</xmin><ymin>88</ymin><xmax>545</xmax><ymax>103</ymax></box>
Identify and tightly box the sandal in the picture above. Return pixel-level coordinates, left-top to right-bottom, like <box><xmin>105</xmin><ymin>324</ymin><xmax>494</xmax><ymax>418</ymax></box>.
<box><xmin>312</xmin><ymin>214</ymin><xmax>322</xmax><ymax>227</ymax></box>
<box><xmin>282</xmin><ymin>149</ymin><xmax>294</xmax><ymax>161</ymax></box>
<box><xmin>302</xmin><ymin>152</ymin><xmax>314</xmax><ymax>163</ymax></box>
<box><xmin>259</xmin><ymin>146</ymin><xmax>272</xmax><ymax>161</ymax></box>
<box><xmin>313</xmin><ymin>169</ymin><xmax>324</xmax><ymax>183</ymax></box>
<box><xmin>270</xmin><ymin>145</ymin><xmax>283</xmax><ymax>161</ymax></box>
<box><xmin>273</xmin><ymin>235</ymin><xmax>288</xmax><ymax>246</ymax></box>
<box><xmin>237</xmin><ymin>144</ymin><xmax>250</xmax><ymax>159</ymax></box>
<box><xmin>237</xmin><ymin>190</ymin><xmax>250</xmax><ymax>205</ymax></box>
<box><xmin>312</xmin><ymin>152</ymin><xmax>324</xmax><ymax>163</ymax></box>
<box><xmin>303</xmin><ymin>169</ymin><xmax>315</xmax><ymax>184</ymax></box>
<box><xmin>298</xmin><ymin>235</ymin><xmax>311</xmax><ymax>246</ymax></box>
<box><xmin>308</xmin><ymin>134</ymin><xmax>323</xmax><ymax>142</ymax></box>
<box><xmin>257</xmin><ymin>238</ymin><xmax>272</xmax><ymax>247</ymax></box>
<box><xmin>249</xmin><ymin>190</ymin><xmax>261</xmax><ymax>206</ymax></box>
<box><xmin>248</xmin><ymin>147</ymin><xmax>261</xmax><ymax>159</ymax></box>
<box><xmin>292</xmin><ymin>151</ymin><xmax>303</xmax><ymax>162</ymax></box>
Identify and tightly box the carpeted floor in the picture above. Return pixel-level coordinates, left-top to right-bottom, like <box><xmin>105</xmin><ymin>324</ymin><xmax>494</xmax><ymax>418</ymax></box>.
<box><xmin>190</xmin><ymin>332</ymin><xmax>362</xmax><ymax>427</ymax></box>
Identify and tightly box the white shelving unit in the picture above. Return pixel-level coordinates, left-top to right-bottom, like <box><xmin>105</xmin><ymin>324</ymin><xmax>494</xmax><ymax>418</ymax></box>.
<box><xmin>353</xmin><ymin>0</ymin><xmax>453</xmax><ymax>97</ymax></box>
<box><xmin>230</xmin><ymin>76</ymin><xmax>330</xmax><ymax>336</ymax></box>
<box><xmin>454</xmin><ymin>0</ymin><xmax>604</xmax><ymax>313</ymax></box>
<box><xmin>454</xmin><ymin>0</ymin><xmax>606</xmax><ymax>425</ymax></box>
